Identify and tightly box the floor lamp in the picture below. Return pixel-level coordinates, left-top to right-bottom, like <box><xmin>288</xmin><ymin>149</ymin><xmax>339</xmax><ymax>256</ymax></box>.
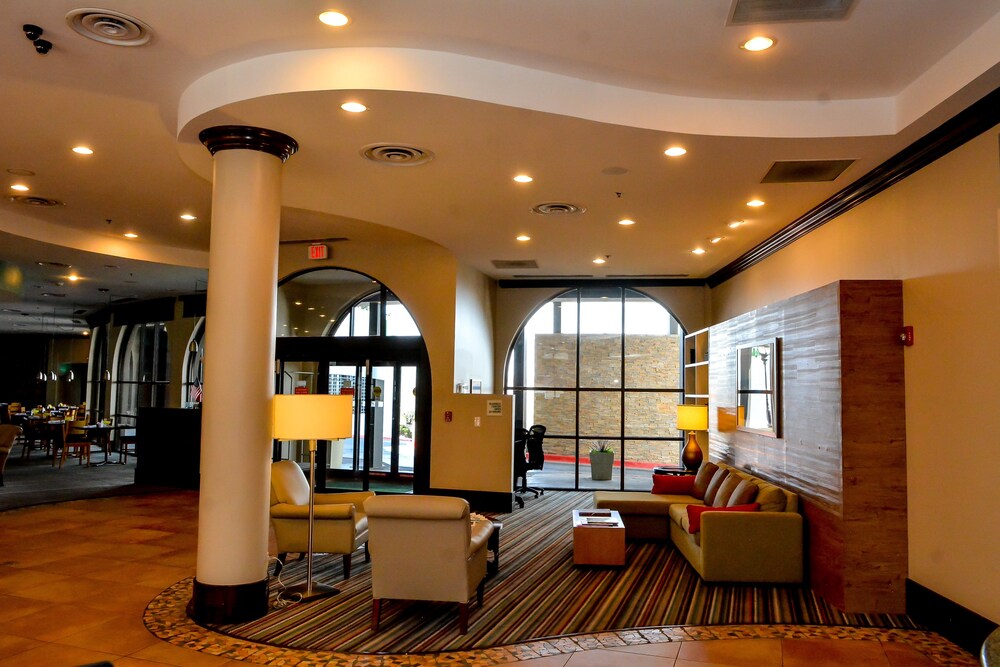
<box><xmin>272</xmin><ymin>393</ymin><xmax>354</xmax><ymax>602</ymax></box>
<box><xmin>677</xmin><ymin>403</ymin><xmax>709</xmax><ymax>472</ymax></box>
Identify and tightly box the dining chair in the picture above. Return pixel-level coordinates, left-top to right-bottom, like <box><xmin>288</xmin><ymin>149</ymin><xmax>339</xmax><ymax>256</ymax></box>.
<box><xmin>62</xmin><ymin>417</ymin><xmax>93</xmax><ymax>467</ymax></box>
<box><xmin>0</xmin><ymin>424</ymin><xmax>22</xmax><ymax>486</ymax></box>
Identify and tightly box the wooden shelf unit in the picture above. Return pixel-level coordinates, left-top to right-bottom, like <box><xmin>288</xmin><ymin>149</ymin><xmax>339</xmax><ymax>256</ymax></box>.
<box><xmin>683</xmin><ymin>328</ymin><xmax>710</xmax><ymax>405</ymax></box>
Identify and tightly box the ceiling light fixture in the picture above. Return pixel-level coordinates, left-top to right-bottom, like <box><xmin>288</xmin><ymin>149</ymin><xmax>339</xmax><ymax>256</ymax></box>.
<box><xmin>593</xmin><ymin>257</ymin><xmax>607</xmax><ymax>265</ymax></box>
<box><xmin>692</xmin><ymin>248</ymin><xmax>706</xmax><ymax>255</ymax></box>
<box><xmin>516</xmin><ymin>235</ymin><xmax>531</xmax><ymax>242</ymax></box>
<box><xmin>10</xmin><ymin>184</ymin><xmax>29</xmax><ymax>191</ymax></box>
<box><xmin>341</xmin><ymin>102</ymin><xmax>367</xmax><ymax>113</ymax></box>
<box><xmin>67</xmin><ymin>275</ymin><xmax>80</xmax><ymax>281</ymax></box>
<box><xmin>664</xmin><ymin>147</ymin><xmax>687</xmax><ymax>157</ymax></box>
<box><xmin>513</xmin><ymin>175</ymin><xmax>533</xmax><ymax>183</ymax></box>
<box><xmin>123</xmin><ymin>232</ymin><xmax>138</xmax><ymax>239</ymax></box>
<box><xmin>294</xmin><ymin>301</ymin><xmax>303</xmax><ymax>306</ymax></box>
<box><xmin>728</xmin><ymin>220</ymin><xmax>745</xmax><ymax>229</ymax></box>
<box><xmin>72</xmin><ymin>146</ymin><xmax>94</xmax><ymax>155</ymax></box>
<box><xmin>179</xmin><ymin>213</ymin><xmax>197</xmax><ymax>221</ymax></box>
<box><xmin>741</xmin><ymin>36</ymin><xmax>775</xmax><ymax>52</ymax></box>
<box><xmin>747</xmin><ymin>199</ymin><xmax>765</xmax><ymax>207</ymax></box>
<box><xmin>319</xmin><ymin>11</ymin><xmax>349</xmax><ymax>26</ymax></box>
<box><xmin>710</xmin><ymin>236</ymin><xmax>724</xmax><ymax>244</ymax></box>
<box><xmin>618</xmin><ymin>219</ymin><xmax>635</xmax><ymax>226</ymax></box>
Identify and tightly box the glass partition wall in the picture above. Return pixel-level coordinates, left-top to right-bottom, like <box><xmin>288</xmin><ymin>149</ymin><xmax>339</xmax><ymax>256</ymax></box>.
<box><xmin>505</xmin><ymin>287</ymin><xmax>685</xmax><ymax>490</ymax></box>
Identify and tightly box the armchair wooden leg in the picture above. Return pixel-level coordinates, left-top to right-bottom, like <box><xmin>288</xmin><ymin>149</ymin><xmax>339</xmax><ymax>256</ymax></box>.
<box><xmin>371</xmin><ymin>598</ymin><xmax>381</xmax><ymax>632</ymax></box>
<box><xmin>364</xmin><ymin>541</ymin><xmax>370</xmax><ymax>563</ymax></box>
<box><xmin>342</xmin><ymin>553</ymin><xmax>351</xmax><ymax>580</ymax></box>
<box><xmin>458</xmin><ymin>602</ymin><xmax>469</xmax><ymax>634</ymax></box>
<box><xmin>477</xmin><ymin>579</ymin><xmax>485</xmax><ymax>607</ymax></box>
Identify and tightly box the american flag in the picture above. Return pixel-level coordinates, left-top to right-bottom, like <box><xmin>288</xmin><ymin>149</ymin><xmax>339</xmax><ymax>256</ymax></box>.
<box><xmin>191</xmin><ymin>383</ymin><xmax>203</xmax><ymax>402</ymax></box>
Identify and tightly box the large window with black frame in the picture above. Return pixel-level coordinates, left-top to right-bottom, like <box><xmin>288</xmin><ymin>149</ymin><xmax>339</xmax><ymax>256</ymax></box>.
<box><xmin>505</xmin><ymin>287</ymin><xmax>685</xmax><ymax>490</ymax></box>
<box><xmin>115</xmin><ymin>322</ymin><xmax>170</xmax><ymax>429</ymax></box>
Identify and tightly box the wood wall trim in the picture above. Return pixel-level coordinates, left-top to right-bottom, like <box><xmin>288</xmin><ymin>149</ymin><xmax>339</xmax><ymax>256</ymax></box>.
<box><xmin>707</xmin><ymin>86</ymin><xmax>1000</xmax><ymax>288</ymax></box>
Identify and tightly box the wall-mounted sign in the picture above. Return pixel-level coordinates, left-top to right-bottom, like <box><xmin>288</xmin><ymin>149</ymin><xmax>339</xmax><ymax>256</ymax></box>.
<box><xmin>486</xmin><ymin>399</ymin><xmax>503</xmax><ymax>416</ymax></box>
<box><xmin>308</xmin><ymin>244</ymin><xmax>329</xmax><ymax>260</ymax></box>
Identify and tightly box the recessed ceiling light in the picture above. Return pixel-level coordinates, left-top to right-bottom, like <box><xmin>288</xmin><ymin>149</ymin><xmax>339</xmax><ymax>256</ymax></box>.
<box><xmin>72</xmin><ymin>146</ymin><xmax>94</xmax><ymax>155</ymax></box>
<box><xmin>341</xmin><ymin>102</ymin><xmax>367</xmax><ymax>113</ymax></box>
<box><xmin>618</xmin><ymin>219</ymin><xmax>635</xmax><ymax>226</ymax></box>
<box><xmin>82</xmin><ymin>330</ymin><xmax>90</xmax><ymax>336</ymax></box>
<box><xmin>67</xmin><ymin>275</ymin><xmax>80</xmax><ymax>281</ymax></box>
<box><xmin>692</xmin><ymin>248</ymin><xmax>706</xmax><ymax>255</ymax></box>
<box><xmin>294</xmin><ymin>301</ymin><xmax>303</xmax><ymax>306</ymax></box>
<box><xmin>741</xmin><ymin>36</ymin><xmax>775</xmax><ymax>52</ymax></box>
<box><xmin>307</xmin><ymin>307</ymin><xmax>315</xmax><ymax>311</ymax></box>
<box><xmin>179</xmin><ymin>213</ymin><xmax>197</xmax><ymax>221</ymax></box>
<box><xmin>10</xmin><ymin>184</ymin><xmax>29</xmax><ymax>192</ymax></box>
<box><xmin>123</xmin><ymin>232</ymin><xmax>138</xmax><ymax>239</ymax></box>
<box><xmin>747</xmin><ymin>199</ymin><xmax>765</xmax><ymax>207</ymax></box>
<box><xmin>319</xmin><ymin>314</ymin><xmax>326</xmax><ymax>318</ymax></box>
<box><xmin>664</xmin><ymin>147</ymin><xmax>687</xmax><ymax>157</ymax></box>
<box><xmin>516</xmin><ymin>235</ymin><xmax>531</xmax><ymax>242</ymax></box>
<box><xmin>513</xmin><ymin>174</ymin><xmax>533</xmax><ymax>183</ymax></box>
<box><xmin>728</xmin><ymin>220</ymin><xmax>745</xmax><ymax>229</ymax></box>
<box><xmin>319</xmin><ymin>11</ymin><xmax>349</xmax><ymax>26</ymax></box>
<box><xmin>593</xmin><ymin>257</ymin><xmax>607</xmax><ymax>265</ymax></box>
<box><xmin>710</xmin><ymin>236</ymin><xmax>724</xmax><ymax>244</ymax></box>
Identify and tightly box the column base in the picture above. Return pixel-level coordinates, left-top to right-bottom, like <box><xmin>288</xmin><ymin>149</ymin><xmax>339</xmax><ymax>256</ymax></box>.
<box><xmin>188</xmin><ymin>577</ymin><xmax>269</xmax><ymax>624</ymax></box>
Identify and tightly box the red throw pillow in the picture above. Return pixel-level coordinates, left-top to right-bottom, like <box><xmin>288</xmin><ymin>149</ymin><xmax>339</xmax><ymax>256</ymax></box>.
<box><xmin>686</xmin><ymin>502</ymin><xmax>760</xmax><ymax>533</ymax></box>
<box><xmin>651</xmin><ymin>474</ymin><xmax>695</xmax><ymax>495</ymax></box>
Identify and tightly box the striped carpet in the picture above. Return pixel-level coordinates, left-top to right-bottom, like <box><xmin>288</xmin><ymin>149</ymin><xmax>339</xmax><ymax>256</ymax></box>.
<box><xmin>209</xmin><ymin>490</ymin><xmax>918</xmax><ymax>653</ymax></box>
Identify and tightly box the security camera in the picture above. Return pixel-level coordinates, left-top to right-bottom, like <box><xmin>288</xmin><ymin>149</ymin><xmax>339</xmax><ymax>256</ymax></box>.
<box><xmin>23</xmin><ymin>24</ymin><xmax>43</xmax><ymax>41</ymax></box>
<box><xmin>34</xmin><ymin>39</ymin><xmax>52</xmax><ymax>55</ymax></box>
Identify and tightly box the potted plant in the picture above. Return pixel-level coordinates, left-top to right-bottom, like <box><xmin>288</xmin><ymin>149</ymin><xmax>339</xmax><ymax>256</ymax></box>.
<box><xmin>589</xmin><ymin>441</ymin><xmax>615</xmax><ymax>481</ymax></box>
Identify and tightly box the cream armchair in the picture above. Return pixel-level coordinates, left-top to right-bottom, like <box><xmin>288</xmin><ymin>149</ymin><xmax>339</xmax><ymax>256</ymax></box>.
<box><xmin>364</xmin><ymin>495</ymin><xmax>494</xmax><ymax>634</ymax></box>
<box><xmin>269</xmin><ymin>460</ymin><xmax>373</xmax><ymax>579</ymax></box>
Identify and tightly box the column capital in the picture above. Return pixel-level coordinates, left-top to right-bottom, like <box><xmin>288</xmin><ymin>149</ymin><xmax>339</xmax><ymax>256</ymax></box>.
<box><xmin>199</xmin><ymin>125</ymin><xmax>298</xmax><ymax>163</ymax></box>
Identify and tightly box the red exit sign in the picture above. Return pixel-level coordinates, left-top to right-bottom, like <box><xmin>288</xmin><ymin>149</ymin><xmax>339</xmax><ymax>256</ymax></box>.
<box><xmin>308</xmin><ymin>244</ymin><xmax>328</xmax><ymax>260</ymax></box>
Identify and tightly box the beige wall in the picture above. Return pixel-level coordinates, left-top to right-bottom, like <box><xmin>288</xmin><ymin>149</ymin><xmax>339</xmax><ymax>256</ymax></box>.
<box><xmin>454</xmin><ymin>263</ymin><xmax>496</xmax><ymax>393</ymax></box>
<box><xmin>710</xmin><ymin>127</ymin><xmax>1000</xmax><ymax>622</ymax></box>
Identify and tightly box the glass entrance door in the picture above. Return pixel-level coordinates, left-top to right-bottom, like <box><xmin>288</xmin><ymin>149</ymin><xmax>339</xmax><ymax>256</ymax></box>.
<box><xmin>276</xmin><ymin>357</ymin><xmax>416</xmax><ymax>494</ymax></box>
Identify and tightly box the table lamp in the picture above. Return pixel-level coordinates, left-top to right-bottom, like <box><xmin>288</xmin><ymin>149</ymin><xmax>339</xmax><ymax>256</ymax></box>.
<box><xmin>676</xmin><ymin>403</ymin><xmax>708</xmax><ymax>472</ymax></box>
<box><xmin>272</xmin><ymin>393</ymin><xmax>354</xmax><ymax>601</ymax></box>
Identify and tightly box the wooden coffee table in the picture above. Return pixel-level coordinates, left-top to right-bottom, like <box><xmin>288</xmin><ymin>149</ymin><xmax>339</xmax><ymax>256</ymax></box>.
<box><xmin>572</xmin><ymin>509</ymin><xmax>625</xmax><ymax>566</ymax></box>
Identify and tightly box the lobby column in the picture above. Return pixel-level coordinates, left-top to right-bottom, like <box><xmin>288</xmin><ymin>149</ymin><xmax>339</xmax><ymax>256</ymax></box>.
<box><xmin>190</xmin><ymin>125</ymin><xmax>298</xmax><ymax>623</ymax></box>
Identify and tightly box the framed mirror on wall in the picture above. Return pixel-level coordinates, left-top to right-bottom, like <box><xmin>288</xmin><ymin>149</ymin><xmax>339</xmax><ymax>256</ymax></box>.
<box><xmin>736</xmin><ymin>338</ymin><xmax>780</xmax><ymax>437</ymax></box>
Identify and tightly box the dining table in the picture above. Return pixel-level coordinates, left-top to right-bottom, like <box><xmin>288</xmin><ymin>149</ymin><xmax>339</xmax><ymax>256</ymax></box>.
<box><xmin>82</xmin><ymin>423</ymin><xmax>120</xmax><ymax>465</ymax></box>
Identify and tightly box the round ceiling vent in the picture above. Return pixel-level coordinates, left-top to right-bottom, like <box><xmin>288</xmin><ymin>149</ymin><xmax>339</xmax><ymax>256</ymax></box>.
<box><xmin>531</xmin><ymin>202</ymin><xmax>587</xmax><ymax>216</ymax></box>
<box><xmin>8</xmin><ymin>195</ymin><xmax>64</xmax><ymax>207</ymax></box>
<box><xmin>361</xmin><ymin>143</ymin><xmax>434</xmax><ymax>166</ymax></box>
<box><xmin>66</xmin><ymin>8</ymin><xmax>153</xmax><ymax>46</ymax></box>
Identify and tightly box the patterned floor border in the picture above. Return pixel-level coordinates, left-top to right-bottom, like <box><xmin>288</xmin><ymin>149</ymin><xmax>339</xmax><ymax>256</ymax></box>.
<box><xmin>144</xmin><ymin>578</ymin><xmax>979</xmax><ymax>666</ymax></box>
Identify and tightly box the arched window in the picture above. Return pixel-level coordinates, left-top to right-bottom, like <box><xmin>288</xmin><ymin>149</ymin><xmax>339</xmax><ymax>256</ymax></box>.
<box><xmin>505</xmin><ymin>287</ymin><xmax>685</xmax><ymax>490</ymax></box>
<box><xmin>182</xmin><ymin>317</ymin><xmax>205</xmax><ymax>407</ymax></box>
<box><xmin>115</xmin><ymin>322</ymin><xmax>170</xmax><ymax>428</ymax></box>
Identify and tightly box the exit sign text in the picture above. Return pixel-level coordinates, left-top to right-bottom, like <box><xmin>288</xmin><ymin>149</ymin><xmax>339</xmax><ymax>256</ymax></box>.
<box><xmin>308</xmin><ymin>244</ymin><xmax>329</xmax><ymax>260</ymax></box>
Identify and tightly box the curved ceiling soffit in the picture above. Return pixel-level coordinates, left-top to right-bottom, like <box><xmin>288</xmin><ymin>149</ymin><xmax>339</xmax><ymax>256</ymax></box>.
<box><xmin>177</xmin><ymin>47</ymin><xmax>898</xmax><ymax>144</ymax></box>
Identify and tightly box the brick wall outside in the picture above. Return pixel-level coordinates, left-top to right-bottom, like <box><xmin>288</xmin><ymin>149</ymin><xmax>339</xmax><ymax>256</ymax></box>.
<box><xmin>531</xmin><ymin>333</ymin><xmax>682</xmax><ymax>465</ymax></box>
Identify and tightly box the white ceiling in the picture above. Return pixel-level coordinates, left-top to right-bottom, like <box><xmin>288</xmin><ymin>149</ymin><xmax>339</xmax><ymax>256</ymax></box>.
<box><xmin>2</xmin><ymin>0</ymin><xmax>999</xmax><ymax>333</ymax></box>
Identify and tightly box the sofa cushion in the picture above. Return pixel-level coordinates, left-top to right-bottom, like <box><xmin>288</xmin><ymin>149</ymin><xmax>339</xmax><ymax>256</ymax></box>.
<box><xmin>686</xmin><ymin>502</ymin><xmax>760</xmax><ymax>533</ymax></box>
<box><xmin>668</xmin><ymin>502</ymin><xmax>695</xmax><ymax>534</ymax></box>
<box><xmin>755</xmin><ymin>483</ymin><xmax>789</xmax><ymax>512</ymax></box>
<box><xmin>690</xmin><ymin>461</ymin><xmax>719</xmax><ymax>500</ymax></box>
<box><xmin>702</xmin><ymin>468</ymin><xmax>730</xmax><ymax>506</ymax></box>
<box><xmin>712</xmin><ymin>475</ymin><xmax>743</xmax><ymax>507</ymax></box>
<box><xmin>593</xmin><ymin>491</ymin><xmax>676</xmax><ymax>515</ymax></box>
<box><xmin>652</xmin><ymin>474</ymin><xmax>695</xmax><ymax>495</ymax></box>
<box><xmin>727</xmin><ymin>479</ymin><xmax>760</xmax><ymax>507</ymax></box>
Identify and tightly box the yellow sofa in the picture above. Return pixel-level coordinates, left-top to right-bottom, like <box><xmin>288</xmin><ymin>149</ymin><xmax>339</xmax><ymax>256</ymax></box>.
<box><xmin>594</xmin><ymin>461</ymin><xmax>803</xmax><ymax>583</ymax></box>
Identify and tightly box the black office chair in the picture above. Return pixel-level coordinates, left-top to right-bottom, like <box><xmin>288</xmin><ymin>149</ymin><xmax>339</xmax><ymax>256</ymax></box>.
<box><xmin>513</xmin><ymin>424</ymin><xmax>546</xmax><ymax>507</ymax></box>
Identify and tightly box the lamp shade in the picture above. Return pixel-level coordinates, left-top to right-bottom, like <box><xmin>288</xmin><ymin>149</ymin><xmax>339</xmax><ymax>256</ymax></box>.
<box><xmin>273</xmin><ymin>393</ymin><xmax>353</xmax><ymax>441</ymax></box>
<box><xmin>676</xmin><ymin>404</ymin><xmax>708</xmax><ymax>431</ymax></box>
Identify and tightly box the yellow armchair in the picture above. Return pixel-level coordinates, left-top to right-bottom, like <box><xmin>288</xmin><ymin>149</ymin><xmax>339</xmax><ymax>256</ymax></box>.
<box><xmin>269</xmin><ymin>460</ymin><xmax>373</xmax><ymax>579</ymax></box>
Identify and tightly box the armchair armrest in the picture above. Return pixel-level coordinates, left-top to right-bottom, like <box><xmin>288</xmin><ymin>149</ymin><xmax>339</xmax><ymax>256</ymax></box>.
<box><xmin>270</xmin><ymin>502</ymin><xmax>357</xmax><ymax>520</ymax></box>
<box><xmin>314</xmin><ymin>490</ymin><xmax>375</xmax><ymax>508</ymax></box>
<box><xmin>699</xmin><ymin>511</ymin><xmax>803</xmax><ymax>583</ymax></box>
<box><xmin>468</xmin><ymin>519</ymin><xmax>494</xmax><ymax>558</ymax></box>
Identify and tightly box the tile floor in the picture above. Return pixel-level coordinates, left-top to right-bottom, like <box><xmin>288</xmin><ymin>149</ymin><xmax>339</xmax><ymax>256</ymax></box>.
<box><xmin>0</xmin><ymin>491</ymin><xmax>980</xmax><ymax>666</ymax></box>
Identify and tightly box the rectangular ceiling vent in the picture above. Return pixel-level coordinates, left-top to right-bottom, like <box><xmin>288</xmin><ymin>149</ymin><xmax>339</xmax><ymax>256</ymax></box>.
<box><xmin>492</xmin><ymin>259</ymin><xmax>539</xmax><ymax>270</ymax></box>
<box><xmin>728</xmin><ymin>0</ymin><xmax>855</xmax><ymax>24</ymax></box>
<box><xmin>761</xmin><ymin>159</ymin><xmax>855</xmax><ymax>183</ymax></box>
